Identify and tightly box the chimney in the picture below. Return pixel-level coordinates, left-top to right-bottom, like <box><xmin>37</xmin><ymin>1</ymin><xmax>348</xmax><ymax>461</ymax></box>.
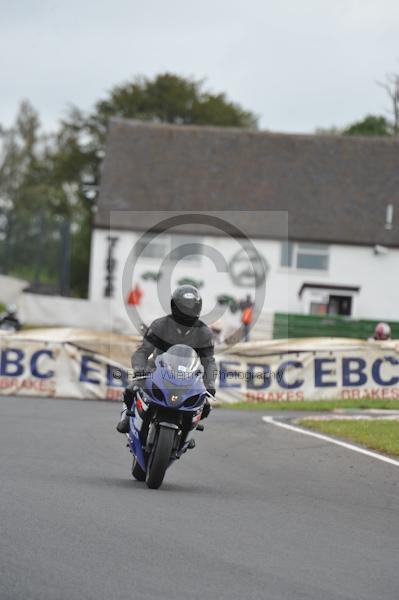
<box><xmin>385</xmin><ymin>204</ymin><xmax>394</xmax><ymax>230</ymax></box>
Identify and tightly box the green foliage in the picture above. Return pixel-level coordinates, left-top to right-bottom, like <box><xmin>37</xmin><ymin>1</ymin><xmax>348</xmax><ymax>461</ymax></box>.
<box><xmin>299</xmin><ymin>419</ymin><xmax>399</xmax><ymax>456</ymax></box>
<box><xmin>1</xmin><ymin>77</ymin><xmax>397</xmax><ymax>299</ymax></box>
<box><xmin>317</xmin><ymin>114</ymin><xmax>394</xmax><ymax>137</ymax></box>
<box><xmin>0</xmin><ymin>100</ymin><xmax>94</xmax><ymax>296</ymax></box>
<box><xmin>343</xmin><ymin>114</ymin><xmax>392</xmax><ymax>136</ymax></box>
<box><xmin>0</xmin><ymin>73</ymin><xmax>257</xmax><ymax>297</ymax></box>
<box><xmin>57</xmin><ymin>74</ymin><xmax>256</xmax><ymax>296</ymax></box>
<box><xmin>88</xmin><ymin>74</ymin><xmax>258</xmax><ymax>141</ymax></box>
<box><xmin>222</xmin><ymin>399</ymin><xmax>399</xmax><ymax>411</ymax></box>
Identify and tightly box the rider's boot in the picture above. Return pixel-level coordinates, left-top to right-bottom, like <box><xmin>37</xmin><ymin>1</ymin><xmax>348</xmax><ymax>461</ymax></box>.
<box><xmin>116</xmin><ymin>403</ymin><xmax>130</xmax><ymax>433</ymax></box>
<box><xmin>116</xmin><ymin>386</ymin><xmax>136</xmax><ymax>433</ymax></box>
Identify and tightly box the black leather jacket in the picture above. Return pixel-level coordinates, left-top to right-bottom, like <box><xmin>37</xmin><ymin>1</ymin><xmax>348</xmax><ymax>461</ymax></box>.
<box><xmin>132</xmin><ymin>315</ymin><xmax>217</xmax><ymax>393</ymax></box>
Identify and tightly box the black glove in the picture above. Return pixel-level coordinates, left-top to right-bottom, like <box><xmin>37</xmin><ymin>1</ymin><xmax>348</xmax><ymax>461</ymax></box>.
<box><xmin>123</xmin><ymin>386</ymin><xmax>136</xmax><ymax>410</ymax></box>
<box><xmin>201</xmin><ymin>399</ymin><xmax>212</xmax><ymax>419</ymax></box>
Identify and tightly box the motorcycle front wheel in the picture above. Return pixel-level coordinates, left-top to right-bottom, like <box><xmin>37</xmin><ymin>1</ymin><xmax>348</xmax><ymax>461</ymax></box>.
<box><xmin>146</xmin><ymin>426</ymin><xmax>175</xmax><ymax>489</ymax></box>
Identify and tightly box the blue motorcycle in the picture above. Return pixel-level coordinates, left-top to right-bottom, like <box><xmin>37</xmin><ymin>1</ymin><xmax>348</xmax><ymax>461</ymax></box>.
<box><xmin>125</xmin><ymin>344</ymin><xmax>210</xmax><ymax>489</ymax></box>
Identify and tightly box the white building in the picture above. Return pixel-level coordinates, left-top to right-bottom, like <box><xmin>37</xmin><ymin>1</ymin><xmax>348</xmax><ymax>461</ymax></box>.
<box><xmin>90</xmin><ymin>119</ymin><xmax>399</xmax><ymax>334</ymax></box>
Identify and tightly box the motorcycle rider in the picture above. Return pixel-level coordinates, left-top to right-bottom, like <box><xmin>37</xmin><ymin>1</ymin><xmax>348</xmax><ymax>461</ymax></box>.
<box><xmin>0</xmin><ymin>303</ymin><xmax>22</xmax><ymax>332</ymax></box>
<box><xmin>117</xmin><ymin>285</ymin><xmax>216</xmax><ymax>433</ymax></box>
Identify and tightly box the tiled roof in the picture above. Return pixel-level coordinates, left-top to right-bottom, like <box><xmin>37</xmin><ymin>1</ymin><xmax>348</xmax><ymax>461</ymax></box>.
<box><xmin>96</xmin><ymin>118</ymin><xmax>399</xmax><ymax>246</ymax></box>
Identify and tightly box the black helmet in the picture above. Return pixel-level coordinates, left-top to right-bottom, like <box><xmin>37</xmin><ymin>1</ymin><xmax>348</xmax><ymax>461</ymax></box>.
<box><xmin>171</xmin><ymin>285</ymin><xmax>202</xmax><ymax>325</ymax></box>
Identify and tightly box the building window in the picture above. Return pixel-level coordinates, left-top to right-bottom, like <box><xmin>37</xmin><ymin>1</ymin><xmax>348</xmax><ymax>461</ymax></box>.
<box><xmin>170</xmin><ymin>235</ymin><xmax>203</xmax><ymax>262</ymax></box>
<box><xmin>134</xmin><ymin>234</ymin><xmax>168</xmax><ymax>259</ymax></box>
<box><xmin>327</xmin><ymin>295</ymin><xmax>352</xmax><ymax>316</ymax></box>
<box><xmin>310</xmin><ymin>302</ymin><xmax>328</xmax><ymax>315</ymax></box>
<box><xmin>281</xmin><ymin>242</ymin><xmax>329</xmax><ymax>271</ymax></box>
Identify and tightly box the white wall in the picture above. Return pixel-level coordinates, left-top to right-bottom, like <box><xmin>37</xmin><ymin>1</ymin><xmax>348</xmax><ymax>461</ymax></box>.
<box><xmin>18</xmin><ymin>293</ymin><xmax>112</xmax><ymax>330</ymax></box>
<box><xmin>89</xmin><ymin>228</ymin><xmax>285</xmax><ymax>334</ymax></box>
<box><xmin>328</xmin><ymin>245</ymin><xmax>399</xmax><ymax>320</ymax></box>
<box><xmin>89</xmin><ymin>228</ymin><xmax>399</xmax><ymax>324</ymax></box>
<box><xmin>0</xmin><ymin>275</ymin><xmax>28</xmax><ymax>305</ymax></box>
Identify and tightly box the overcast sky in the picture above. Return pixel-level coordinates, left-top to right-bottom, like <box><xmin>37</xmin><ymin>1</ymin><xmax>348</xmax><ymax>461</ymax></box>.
<box><xmin>1</xmin><ymin>0</ymin><xmax>399</xmax><ymax>134</ymax></box>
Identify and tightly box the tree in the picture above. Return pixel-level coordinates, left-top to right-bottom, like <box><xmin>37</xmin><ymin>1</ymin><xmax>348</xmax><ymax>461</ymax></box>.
<box><xmin>343</xmin><ymin>115</ymin><xmax>392</xmax><ymax>137</ymax></box>
<box><xmin>0</xmin><ymin>101</ymin><xmax>52</xmax><ymax>279</ymax></box>
<box><xmin>378</xmin><ymin>73</ymin><xmax>399</xmax><ymax>135</ymax></box>
<box><xmin>1</xmin><ymin>74</ymin><xmax>257</xmax><ymax>297</ymax></box>
<box><xmin>87</xmin><ymin>73</ymin><xmax>258</xmax><ymax>144</ymax></box>
<box><xmin>0</xmin><ymin>101</ymin><xmax>94</xmax><ymax>296</ymax></box>
<box><xmin>56</xmin><ymin>73</ymin><xmax>257</xmax><ymax>295</ymax></box>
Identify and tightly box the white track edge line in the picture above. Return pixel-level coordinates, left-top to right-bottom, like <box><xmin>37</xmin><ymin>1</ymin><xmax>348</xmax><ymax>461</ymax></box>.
<box><xmin>262</xmin><ymin>416</ymin><xmax>399</xmax><ymax>468</ymax></box>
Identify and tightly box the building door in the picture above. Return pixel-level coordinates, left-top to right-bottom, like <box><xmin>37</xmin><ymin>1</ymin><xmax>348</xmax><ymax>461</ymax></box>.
<box><xmin>328</xmin><ymin>295</ymin><xmax>352</xmax><ymax>316</ymax></box>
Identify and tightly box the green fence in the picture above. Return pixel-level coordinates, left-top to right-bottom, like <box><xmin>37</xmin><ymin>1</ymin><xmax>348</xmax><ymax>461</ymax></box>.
<box><xmin>273</xmin><ymin>313</ymin><xmax>399</xmax><ymax>340</ymax></box>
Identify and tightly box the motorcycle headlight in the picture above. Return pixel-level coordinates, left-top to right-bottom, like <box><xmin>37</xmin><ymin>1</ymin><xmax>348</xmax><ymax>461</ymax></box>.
<box><xmin>168</xmin><ymin>393</ymin><xmax>183</xmax><ymax>407</ymax></box>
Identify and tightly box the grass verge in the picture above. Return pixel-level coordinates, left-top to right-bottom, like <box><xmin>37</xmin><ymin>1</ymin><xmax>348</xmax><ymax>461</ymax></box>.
<box><xmin>219</xmin><ymin>399</ymin><xmax>399</xmax><ymax>411</ymax></box>
<box><xmin>298</xmin><ymin>419</ymin><xmax>399</xmax><ymax>457</ymax></box>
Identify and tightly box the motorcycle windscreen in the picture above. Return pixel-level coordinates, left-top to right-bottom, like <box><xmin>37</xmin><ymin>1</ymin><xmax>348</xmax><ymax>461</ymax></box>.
<box><xmin>154</xmin><ymin>344</ymin><xmax>205</xmax><ymax>407</ymax></box>
<box><xmin>156</xmin><ymin>344</ymin><xmax>203</xmax><ymax>377</ymax></box>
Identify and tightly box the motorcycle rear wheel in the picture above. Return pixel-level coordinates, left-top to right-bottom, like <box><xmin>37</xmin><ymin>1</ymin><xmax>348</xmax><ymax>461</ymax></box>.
<box><xmin>146</xmin><ymin>427</ymin><xmax>175</xmax><ymax>489</ymax></box>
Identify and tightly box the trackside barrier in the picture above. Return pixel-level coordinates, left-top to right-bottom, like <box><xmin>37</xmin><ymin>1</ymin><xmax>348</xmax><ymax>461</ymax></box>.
<box><xmin>0</xmin><ymin>330</ymin><xmax>399</xmax><ymax>403</ymax></box>
<box><xmin>273</xmin><ymin>312</ymin><xmax>399</xmax><ymax>340</ymax></box>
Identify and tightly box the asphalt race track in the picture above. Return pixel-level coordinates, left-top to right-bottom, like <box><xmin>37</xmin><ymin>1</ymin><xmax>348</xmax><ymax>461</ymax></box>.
<box><xmin>1</xmin><ymin>397</ymin><xmax>399</xmax><ymax>600</ymax></box>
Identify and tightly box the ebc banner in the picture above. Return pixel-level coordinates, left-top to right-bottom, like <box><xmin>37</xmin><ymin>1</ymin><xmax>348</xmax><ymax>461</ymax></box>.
<box><xmin>1</xmin><ymin>331</ymin><xmax>398</xmax><ymax>403</ymax></box>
